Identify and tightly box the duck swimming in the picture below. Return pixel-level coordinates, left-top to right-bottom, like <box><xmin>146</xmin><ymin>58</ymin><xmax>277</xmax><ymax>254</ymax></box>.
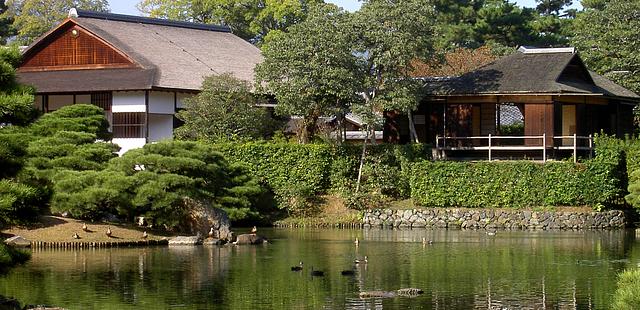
<box><xmin>291</xmin><ymin>261</ymin><xmax>303</xmax><ymax>271</ymax></box>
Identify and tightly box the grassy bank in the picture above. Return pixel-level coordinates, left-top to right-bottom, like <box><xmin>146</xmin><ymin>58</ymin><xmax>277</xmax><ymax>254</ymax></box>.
<box><xmin>1</xmin><ymin>216</ymin><xmax>168</xmax><ymax>244</ymax></box>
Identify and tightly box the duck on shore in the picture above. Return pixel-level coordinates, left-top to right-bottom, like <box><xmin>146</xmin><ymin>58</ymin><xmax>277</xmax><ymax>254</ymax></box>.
<box><xmin>106</xmin><ymin>227</ymin><xmax>112</xmax><ymax>238</ymax></box>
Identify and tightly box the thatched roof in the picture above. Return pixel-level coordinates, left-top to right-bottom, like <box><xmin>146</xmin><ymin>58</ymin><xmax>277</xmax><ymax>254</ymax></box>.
<box><xmin>18</xmin><ymin>10</ymin><xmax>262</xmax><ymax>93</ymax></box>
<box><xmin>422</xmin><ymin>47</ymin><xmax>639</xmax><ymax>100</ymax></box>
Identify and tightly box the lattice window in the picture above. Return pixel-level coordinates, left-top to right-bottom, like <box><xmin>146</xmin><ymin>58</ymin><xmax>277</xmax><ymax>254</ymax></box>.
<box><xmin>112</xmin><ymin>113</ymin><xmax>145</xmax><ymax>138</ymax></box>
<box><xmin>498</xmin><ymin>103</ymin><xmax>524</xmax><ymax>135</ymax></box>
<box><xmin>91</xmin><ymin>92</ymin><xmax>112</xmax><ymax>111</ymax></box>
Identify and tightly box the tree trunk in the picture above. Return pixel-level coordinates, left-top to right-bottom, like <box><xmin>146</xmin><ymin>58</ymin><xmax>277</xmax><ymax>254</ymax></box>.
<box><xmin>407</xmin><ymin>109</ymin><xmax>420</xmax><ymax>143</ymax></box>
<box><xmin>299</xmin><ymin>115</ymin><xmax>318</xmax><ymax>144</ymax></box>
<box><xmin>355</xmin><ymin>125</ymin><xmax>370</xmax><ymax>193</ymax></box>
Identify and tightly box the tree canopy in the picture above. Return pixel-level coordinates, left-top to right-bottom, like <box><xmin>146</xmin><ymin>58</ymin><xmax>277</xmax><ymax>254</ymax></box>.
<box><xmin>175</xmin><ymin>74</ymin><xmax>278</xmax><ymax>142</ymax></box>
<box><xmin>571</xmin><ymin>0</ymin><xmax>640</xmax><ymax>94</ymax></box>
<box><xmin>1</xmin><ymin>0</ymin><xmax>109</xmax><ymax>44</ymax></box>
<box><xmin>137</xmin><ymin>0</ymin><xmax>322</xmax><ymax>44</ymax></box>
<box><xmin>255</xmin><ymin>3</ymin><xmax>358</xmax><ymax>143</ymax></box>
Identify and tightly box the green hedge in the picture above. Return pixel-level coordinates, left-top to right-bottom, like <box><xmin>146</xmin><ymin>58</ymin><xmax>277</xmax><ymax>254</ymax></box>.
<box><xmin>211</xmin><ymin>142</ymin><xmax>430</xmax><ymax>212</ymax></box>
<box><xmin>409</xmin><ymin>144</ymin><xmax>625</xmax><ymax>209</ymax></box>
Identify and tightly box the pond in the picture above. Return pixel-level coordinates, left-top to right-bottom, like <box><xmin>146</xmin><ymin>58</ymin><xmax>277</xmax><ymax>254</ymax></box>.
<box><xmin>1</xmin><ymin>228</ymin><xmax>639</xmax><ymax>309</ymax></box>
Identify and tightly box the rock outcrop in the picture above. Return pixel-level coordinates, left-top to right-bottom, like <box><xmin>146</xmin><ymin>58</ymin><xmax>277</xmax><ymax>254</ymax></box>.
<box><xmin>232</xmin><ymin>234</ymin><xmax>268</xmax><ymax>245</ymax></box>
<box><xmin>182</xmin><ymin>198</ymin><xmax>232</xmax><ymax>241</ymax></box>
<box><xmin>3</xmin><ymin>236</ymin><xmax>31</xmax><ymax>248</ymax></box>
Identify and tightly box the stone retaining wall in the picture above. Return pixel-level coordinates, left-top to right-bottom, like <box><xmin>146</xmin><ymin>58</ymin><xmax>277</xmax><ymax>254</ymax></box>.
<box><xmin>363</xmin><ymin>208</ymin><xmax>628</xmax><ymax>230</ymax></box>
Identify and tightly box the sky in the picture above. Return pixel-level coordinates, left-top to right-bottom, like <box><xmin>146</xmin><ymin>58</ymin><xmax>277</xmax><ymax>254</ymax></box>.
<box><xmin>109</xmin><ymin>0</ymin><xmax>583</xmax><ymax>16</ymax></box>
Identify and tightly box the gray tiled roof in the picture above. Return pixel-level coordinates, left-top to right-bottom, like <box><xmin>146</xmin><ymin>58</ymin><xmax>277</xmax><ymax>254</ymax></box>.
<box><xmin>422</xmin><ymin>50</ymin><xmax>639</xmax><ymax>100</ymax></box>
<box><xmin>18</xmin><ymin>11</ymin><xmax>262</xmax><ymax>92</ymax></box>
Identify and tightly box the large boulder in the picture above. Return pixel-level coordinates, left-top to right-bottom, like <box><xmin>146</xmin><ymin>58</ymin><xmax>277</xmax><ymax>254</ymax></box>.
<box><xmin>181</xmin><ymin>198</ymin><xmax>232</xmax><ymax>241</ymax></box>
<box><xmin>232</xmin><ymin>233</ymin><xmax>268</xmax><ymax>245</ymax></box>
<box><xmin>3</xmin><ymin>236</ymin><xmax>31</xmax><ymax>248</ymax></box>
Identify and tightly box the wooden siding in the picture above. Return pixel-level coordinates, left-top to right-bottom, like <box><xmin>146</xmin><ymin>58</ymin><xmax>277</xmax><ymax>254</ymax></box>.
<box><xmin>21</xmin><ymin>24</ymin><xmax>133</xmax><ymax>70</ymax></box>
<box><xmin>524</xmin><ymin>104</ymin><xmax>554</xmax><ymax>146</ymax></box>
<box><xmin>480</xmin><ymin>104</ymin><xmax>496</xmax><ymax>135</ymax></box>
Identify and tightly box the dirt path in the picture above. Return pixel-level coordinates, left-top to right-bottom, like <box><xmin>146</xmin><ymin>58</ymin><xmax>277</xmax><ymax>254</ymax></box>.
<box><xmin>2</xmin><ymin>216</ymin><xmax>168</xmax><ymax>243</ymax></box>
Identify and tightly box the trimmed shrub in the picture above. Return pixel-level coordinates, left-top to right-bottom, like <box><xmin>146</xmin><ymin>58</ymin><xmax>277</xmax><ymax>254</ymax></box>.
<box><xmin>52</xmin><ymin>141</ymin><xmax>263</xmax><ymax>227</ymax></box>
<box><xmin>0</xmin><ymin>180</ymin><xmax>43</xmax><ymax>226</ymax></box>
<box><xmin>612</xmin><ymin>268</ymin><xmax>640</xmax><ymax>310</ymax></box>
<box><xmin>211</xmin><ymin>142</ymin><xmax>431</xmax><ymax>213</ymax></box>
<box><xmin>409</xmin><ymin>156</ymin><xmax>624</xmax><ymax>209</ymax></box>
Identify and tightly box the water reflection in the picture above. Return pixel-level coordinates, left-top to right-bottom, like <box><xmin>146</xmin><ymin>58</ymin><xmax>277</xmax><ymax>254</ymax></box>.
<box><xmin>1</xmin><ymin>228</ymin><xmax>638</xmax><ymax>309</ymax></box>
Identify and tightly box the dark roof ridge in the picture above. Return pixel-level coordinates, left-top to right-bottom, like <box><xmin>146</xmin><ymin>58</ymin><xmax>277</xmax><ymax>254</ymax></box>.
<box><xmin>75</xmin><ymin>9</ymin><xmax>232</xmax><ymax>33</ymax></box>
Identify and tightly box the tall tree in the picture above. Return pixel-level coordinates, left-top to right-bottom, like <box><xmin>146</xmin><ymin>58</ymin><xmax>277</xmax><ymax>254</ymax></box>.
<box><xmin>0</xmin><ymin>0</ymin><xmax>15</xmax><ymax>44</ymax></box>
<box><xmin>255</xmin><ymin>3</ymin><xmax>359</xmax><ymax>143</ymax></box>
<box><xmin>0</xmin><ymin>46</ymin><xmax>37</xmax><ymax>127</ymax></box>
<box><xmin>571</xmin><ymin>0</ymin><xmax>640</xmax><ymax>94</ymax></box>
<box><xmin>535</xmin><ymin>0</ymin><xmax>572</xmax><ymax>16</ymax></box>
<box><xmin>137</xmin><ymin>0</ymin><xmax>322</xmax><ymax>44</ymax></box>
<box><xmin>175</xmin><ymin>74</ymin><xmax>277</xmax><ymax>142</ymax></box>
<box><xmin>1</xmin><ymin>0</ymin><xmax>109</xmax><ymax>45</ymax></box>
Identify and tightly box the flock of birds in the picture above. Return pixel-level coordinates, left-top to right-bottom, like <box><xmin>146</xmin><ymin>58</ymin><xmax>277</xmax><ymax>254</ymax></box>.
<box><xmin>290</xmin><ymin>238</ymin><xmax>369</xmax><ymax>277</ymax></box>
<box><xmin>291</xmin><ymin>232</ymin><xmax>497</xmax><ymax>277</ymax></box>
<box><xmin>71</xmin><ymin>224</ymin><xmax>257</xmax><ymax>240</ymax></box>
<box><xmin>290</xmin><ymin>255</ymin><xmax>368</xmax><ymax>277</ymax></box>
<box><xmin>71</xmin><ymin>223</ymin><xmax>148</xmax><ymax>240</ymax></box>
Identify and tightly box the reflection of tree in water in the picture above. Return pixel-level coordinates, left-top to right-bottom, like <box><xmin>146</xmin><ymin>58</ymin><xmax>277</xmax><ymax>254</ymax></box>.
<box><xmin>1</xmin><ymin>229</ymin><xmax>637</xmax><ymax>309</ymax></box>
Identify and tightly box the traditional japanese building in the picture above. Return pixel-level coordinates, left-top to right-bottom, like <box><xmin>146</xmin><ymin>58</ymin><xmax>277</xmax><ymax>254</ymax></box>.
<box><xmin>385</xmin><ymin>47</ymin><xmax>640</xmax><ymax>160</ymax></box>
<box><xmin>17</xmin><ymin>9</ymin><xmax>262</xmax><ymax>153</ymax></box>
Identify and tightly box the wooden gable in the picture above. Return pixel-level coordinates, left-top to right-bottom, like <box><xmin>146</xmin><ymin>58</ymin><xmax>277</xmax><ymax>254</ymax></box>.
<box><xmin>20</xmin><ymin>20</ymin><xmax>135</xmax><ymax>71</ymax></box>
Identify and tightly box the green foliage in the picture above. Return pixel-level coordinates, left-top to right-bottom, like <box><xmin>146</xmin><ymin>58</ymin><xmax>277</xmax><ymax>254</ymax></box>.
<box><xmin>0</xmin><ymin>45</ymin><xmax>38</xmax><ymax>126</ymax></box>
<box><xmin>409</xmin><ymin>145</ymin><xmax>625</xmax><ymax>209</ymax></box>
<box><xmin>571</xmin><ymin>0</ymin><xmax>640</xmax><ymax>94</ymax></box>
<box><xmin>213</xmin><ymin>142</ymin><xmax>332</xmax><ymax>214</ymax></box>
<box><xmin>0</xmin><ymin>1</ymin><xmax>15</xmax><ymax>45</ymax></box>
<box><xmin>137</xmin><ymin>0</ymin><xmax>322</xmax><ymax>44</ymax></box>
<box><xmin>29</xmin><ymin>104</ymin><xmax>111</xmax><ymax>140</ymax></box>
<box><xmin>175</xmin><ymin>74</ymin><xmax>278</xmax><ymax>142</ymax></box>
<box><xmin>612</xmin><ymin>268</ymin><xmax>640</xmax><ymax>310</ymax></box>
<box><xmin>433</xmin><ymin>0</ymin><xmax>572</xmax><ymax>50</ymax></box>
<box><xmin>52</xmin><ymin>141</ymin><xmax>262</xmax><ymax>226</ymax></box>
<box><xmin>256</xmin><ymin>3</ymin><xmax>358</xmax><ymax>143</ymax></box>
<box><xmin>2</xmin><ymin>0</ymin><xmax>109</xmax><ymax>44</ymax></box>
<box><xmin>0</xmin><ymin>179</ymin><xmax>43</xmax><ymax>226</ymax></box>
<box><xmin>212</xmin><ymin>142</ymin><xmax>431</xmax><ymax>213</ymax></box>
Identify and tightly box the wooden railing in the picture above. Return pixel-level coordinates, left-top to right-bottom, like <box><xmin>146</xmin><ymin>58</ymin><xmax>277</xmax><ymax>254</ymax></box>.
<box><xmin>435</xmin><ymin>134</ymin><xmax>593</xmax><ymax>162</ymax></box>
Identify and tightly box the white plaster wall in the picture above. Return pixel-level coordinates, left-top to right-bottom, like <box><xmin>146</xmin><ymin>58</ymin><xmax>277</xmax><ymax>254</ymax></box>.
<box><xmin>75</xmin><ymin>94</ymin><xmax>91</xmax><ymax>105</ymax></box>
<box><xmin>48</xmin><ymin>95</ymin><xmax>74</xmax><ymax>110</ymax></box>
<box><xmin>148</xmin><ymin>114</ymin><xmax>174</xmax><ymax>142</ymax></box>
<box><xmin>112</xmin><ymin>91</ymin><xmax>146</xmax><ymax>112</ymax></box>
<box><xmin>113</xmin><ymin>138</ymin><xmax>146</xmax><ymax>155</ymax></box>
<box><xmin>149</xmin><ymin>91</ymin><xmax>175</xmax><ymax>114</ymax></box>
<box><xmin>176</xmin><ymin>92</ymin><xmax>194</xmax><ymax>109</ymax></box>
